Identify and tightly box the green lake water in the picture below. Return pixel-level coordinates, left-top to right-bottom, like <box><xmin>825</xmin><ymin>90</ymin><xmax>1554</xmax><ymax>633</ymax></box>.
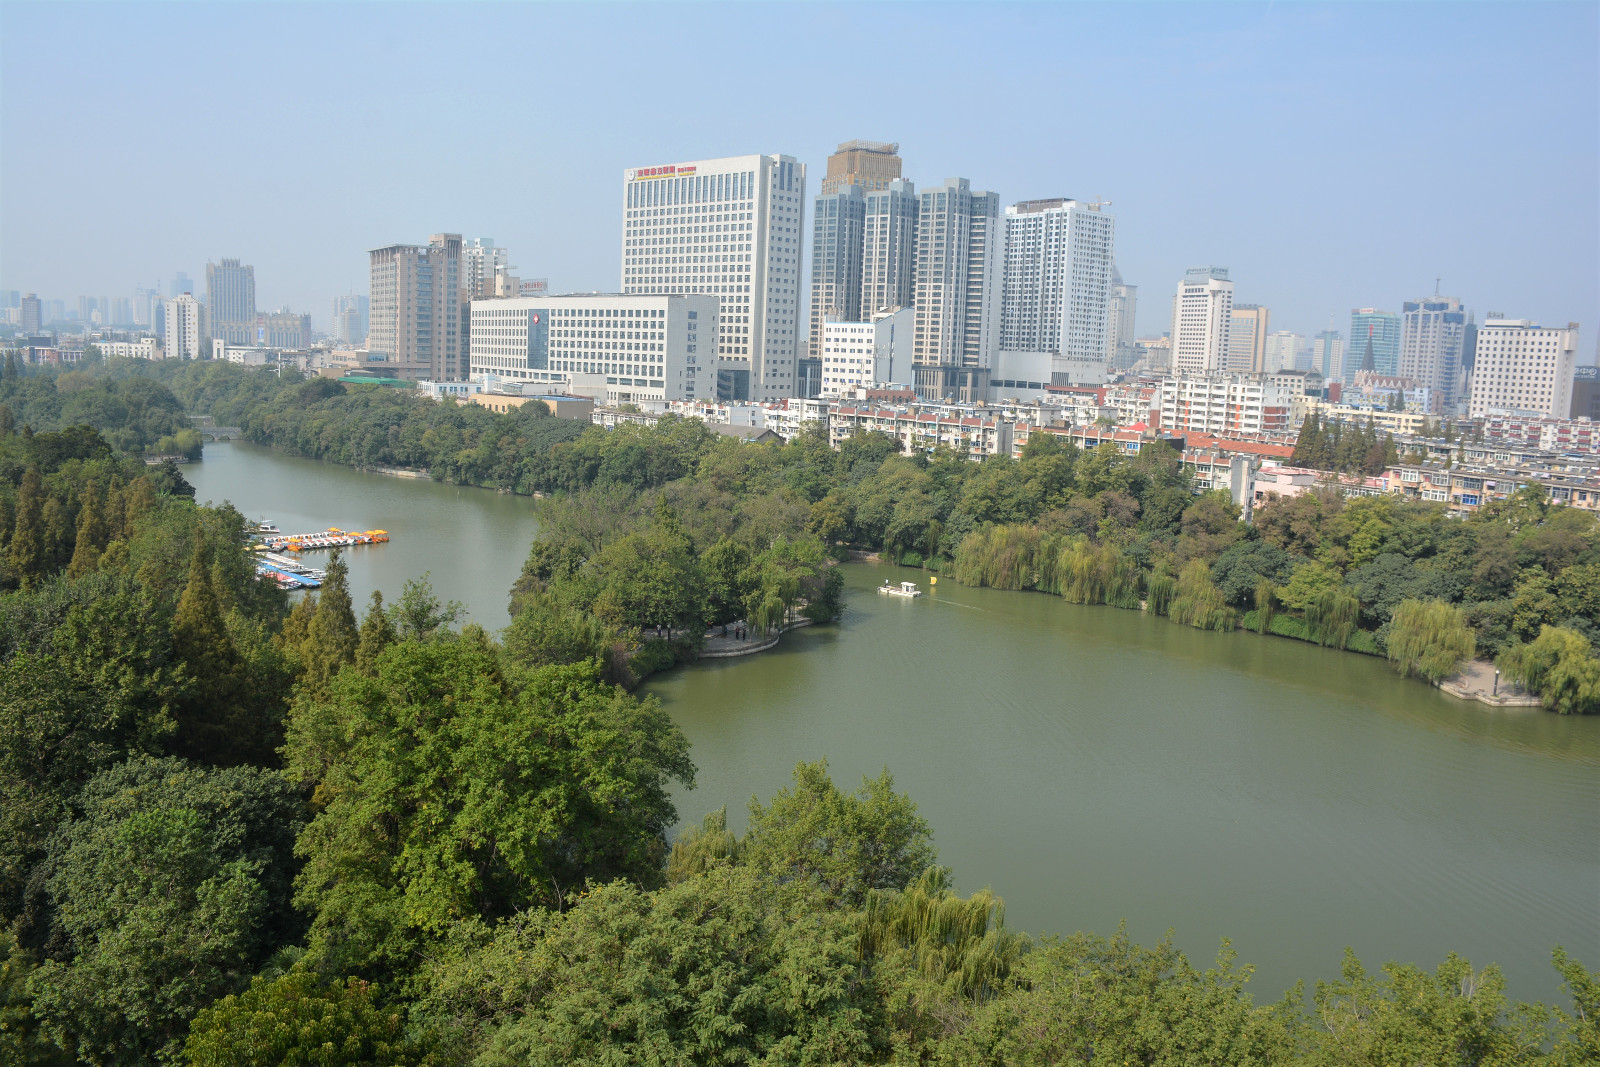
<box><xmin>189</xmin><ymin>440</ymin><xmax>1600</xmax><ymax>1001</ymax></box>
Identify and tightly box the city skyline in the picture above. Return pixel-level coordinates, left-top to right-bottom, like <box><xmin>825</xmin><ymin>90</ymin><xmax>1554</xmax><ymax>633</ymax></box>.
<box><xmin>1</xmin><ymin>2</ymin><xmax>1595</xmax><ymax>343</ymax></box>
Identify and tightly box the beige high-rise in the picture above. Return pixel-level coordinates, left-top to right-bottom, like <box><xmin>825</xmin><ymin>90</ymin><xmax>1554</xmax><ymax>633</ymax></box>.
<box><xmin>821</xmin><ymin>140</ymin><xmax>902</xmax><ymax>194</ymax></box>
<box><xmin>368</xmin><ymin>233</ymin><xmax>464</xmax><ymax>380</ymax></box>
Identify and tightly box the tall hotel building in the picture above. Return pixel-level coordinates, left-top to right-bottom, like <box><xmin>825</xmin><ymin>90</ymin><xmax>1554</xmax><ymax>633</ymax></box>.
<box><xmin>206</xmin><ymin>258</ymin><xmax>256</xmax><ymax>344</ymax></box>
<box><xmin>469</xmin><ymin>293</ymin><xmax>718</xmax><ymax>407</ymax></box>
<box><xmin>912</xmin><ymin>178</ymin><xmax>1001</xmax><ymax>402</ymax></box>
<box><xmin>1346</xmin><ymin>308</ymin><xmax>1401</xmax><ymax>384</ymax></box>
<box><xmin>621</xmin><ymin>154</ymin><xmax>806</xmax><ymax>401</ymax></box>
<box><xmin>1468</xmin><ymin>318</ymin><xmax>1579</xmax><ymax>418</ymax></box>
<box><xmin>369</xmin><ymin>233</ymin><xmax>464</xmax><ymax>380</ymax></box>
<box><xmin>1170</xmin><ymin>266</ymin><xmax>1234</xmax><ymax>374</ymax></box>
<box><xmin>998</xmin><ymin>198</ymin><xmax>1115</xmax><ymax>378</ymax></box>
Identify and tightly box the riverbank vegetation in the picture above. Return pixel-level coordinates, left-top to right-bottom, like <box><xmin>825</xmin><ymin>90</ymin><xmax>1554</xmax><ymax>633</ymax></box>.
<box><xmin>0</xmin><ymin>407</ymin><xmax>1596</xmax><ymax>1063</ymax></box>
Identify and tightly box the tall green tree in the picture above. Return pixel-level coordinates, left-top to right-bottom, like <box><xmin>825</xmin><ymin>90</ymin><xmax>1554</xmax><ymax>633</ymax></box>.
<box><xmin>742</xmin><ymin>759</ymin><xmax>935</xmax><ymax>907</ymax></box>
<box><xmin>286</xmin><ymin>640</ymin><xmax>694</xmax><ymax>979</ymax></box>
<box><xmin>24</xmin><ymin>757</ymin><xmax>304</xmax><ymax>1066</ymax></box>
<box><xmin>300</xmin><ymin>549</ymin><xmax>358</xmax><ymax>692</ymax></box>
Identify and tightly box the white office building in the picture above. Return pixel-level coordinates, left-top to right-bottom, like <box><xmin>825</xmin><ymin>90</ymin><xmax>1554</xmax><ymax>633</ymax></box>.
<box><xmin>1399</xmin><ymin>296</ymin><xmax>1468</xmax><ymax>408</ymax></box>
<box><xmin>163</xmin><ymin>293</ymin><xmax>204</xmax><ymax>360</ymax></box>
<box><xmin>999</xmin><ymin>198</ymin><xmax>1116</xmax><ymax>372</ymax></box>
<box><xmin>819</xmin><ymin>307</ymin><xmax>913</xmax><ymax>395</ymax></box>
<box><xmin>913</xmin><ymin>177</ymin><xmax>1002</xmax><ymax>402</ymax></box>
<box><xmin>469</xmin><ymin>293</ymin><xmax>718</xmax><ymax>407</ymax></box>
<box><xmin>1170</xmin><ymin>266</ymin><xmax>1234</xmax><ymax>374</ymax></box>
<box><xmin>621</xmin><ymin>153</ymin><xmax>806</xmax><ymax>401</ymax></box>
<box><xmin>1468</xmin><ymin>318</ymin><xmax>1579</xmax><ymax>418</ymax></box>
<box><xmin>1226</xmin><ymin>304</ymin><xmax>1270</xmax><ymax>373</ymax></box>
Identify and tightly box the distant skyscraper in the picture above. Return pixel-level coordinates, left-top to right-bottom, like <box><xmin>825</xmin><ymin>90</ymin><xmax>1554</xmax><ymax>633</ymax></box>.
<box><xmin>1107</xmin><ymin>267</ymin><xmax>1138</xmax><ymax>369</ymax></box>
<box><xmin>163</xmin><ymin>293</ymin><xmax>204</xmax><ymax>360</ymax></box>
<box><xmin>1346</xmin><ymin>308</ymin><xmax>1401</xmax><ymax>384</ymax></box>
<box><xmin>808</xmin><ymin>184</ymin><xmax>866</xmax><ymax>359</ymax></box>
<box><xmin>1399</xmin><ymin>295</ymin><xmax>1467</xmax><ymax>408</ymax></box>
<box><xmin>1226</xmin><ymin>304</ymin><xmax>1271</xmax><ymax>373</ymax></box>
<box><xmin>461</xmin><ymin>238</ymin><xmax>509</xmax><ymax>299</ymax></box>
<box><xmin>111</xmin><ymin>297</ymin><xmax>131</xmax><ymax>325</ymax></box>
<box><xmin>369</xmin><ymin>233</ymin><xmax>464</xmax><ymax>380</ymax></box>
<box><xmin>170</xmin><ymin>273</ymin><xmax>193</xmax><ymax>298</ymax></box>
<box><xmin>331</xmin><ymin>293</ymin><xmax>370</xmax><ymax>345</ymax></box>
<box><xmin>999</xmin><ymin>198</ymin><xmax>1116</xmax><ymax>372</ymax></box>
<box><xmin>1264</xmin><ymin>331</ymin><xmax>1304</xmax><ymax>373</ymax></box>
<box><xmin>820</xmin><ymin>140</ymin><xmax>902</xmax><ymax>195</ymax></box>
<box><xmin>621</xmin><ymin>153</ymin><xmax>807</xmax><ymax>400</ymax></box>
<box><xmin>20</xmin><ymin>293</ymin><xmax>41</xmax><ymax>334</ymax></box>
<box><xmin>1169</xmin><ymin>266</ymin><xmax>1233</xmax><ymax>374</ymax></box>
<box><xmin>912</xmin><ymin>178</ymin><xmax>1001</xmax><ymax>401</ymax></box>
<box><xmin>860</xmin><ymin>179</ymin><xmax>918</xmax><ymax>317</ymax></box>
<box><xmin>1312</xmin><ymin>330</ymin><xmax>1344</xmax><ymax>383</ymax></box>
<box><xmin>1468</xmin><ymin>318</ymin><xmax>1580</xmax><ymax>418</ymax></box>
<box><xmin>207</xmin><ymin>259</ymin><xmax>257</xmax><ymax>344</ymax></box>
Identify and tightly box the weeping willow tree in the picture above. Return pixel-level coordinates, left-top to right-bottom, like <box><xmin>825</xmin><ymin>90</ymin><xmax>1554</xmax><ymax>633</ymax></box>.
<box><xmin>1253</xmin><ymin>576</ymin><xmax>1276</xmax><ymax>634</ymax></box>
<box><xmin>1305</xmin><ymin>587</ymin><xmax>1361</xmax><ymax>649</ymax></box>
<box><xmin>1386</xmin><ymin>598</ymin><xmax>1475</xmax><ymax>682</ymax></box>
<box><xmin>1167</xmin><ymin>560</ymin><xmax>1236</xmax><ymax>632</ymax></box>
<box><xmin>1053</xmin><ymin>536</ymin><xmax>1142</xmax><ymax>609</ymax></box>
<box><xmin>748</xmin><ymin>589</ymin><xmax>787</xmax><ymax>637</ymax></box>
<box><xmin>665</xmin><ymin>808</ymin><xmax>741</xmax><ymax>885</ymax></box>
<box><xmin>1146</xmin><ymin>569</ymin><xmax>1177</xmax><ymax>617</ymax></box>
<box><xmin>1498</xmin><ymin>625</ymin><xmax>1600</xmax><ymax>715</ymax></box>
<box><xmin>952</xmin><ymin>525</ymin><xmax>1047</xmax><ymax>590</ymax></box>
<box><xmin>858</xmin><ymin>867</ymin><xmax>1027</xmax><ymax>1008</ymax></box>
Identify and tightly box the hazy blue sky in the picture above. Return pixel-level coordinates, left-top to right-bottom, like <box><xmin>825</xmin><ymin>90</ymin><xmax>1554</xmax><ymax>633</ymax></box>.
<box><xmin>3</xmin><ymin>2</ymin><xmax>1596</xmax><ymax>343</ymax></box>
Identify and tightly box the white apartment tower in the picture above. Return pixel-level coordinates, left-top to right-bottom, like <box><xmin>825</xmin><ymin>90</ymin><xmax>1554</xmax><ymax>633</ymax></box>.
<box><xmin>1170</xmin><ymin>266</ymin><xmax>1234</xmax><ymax>374</ymax></box>
<box><xmin>1399</xmin><ymin>296</ymin><xmax>1468</xmax><ymax>408</ymax></box>
<box><xmin>912</xmin><ymin>178</ymin><xmax>1001</xmax><ymax>402</ymax></box>
<box><xmin>621</xmin><ymin>153</ymin><xmax>806</xmax><ymax>401</ymax></box>
<box><xmin>999</xmin><ymin>198</ymin><xmax>1116</xmax><ymax>369</ymax></box>
<box><xmin>369</xmin><ymin>233</ymin><xmax>464</xmax><ymax>380</ymax></box>
<box><xmin>861</xmin><ymin>179</ymin><xmax>919</xmax><ymax>317</ymax></box>
<box><xmin>461</xmin><ymin>239</ymin><xmax>510</xmax><ymax>299</ymax></box>
<box><xmin>163</xmin><ymin>293</ymin><xmax>204</xmax><ymax>360</ymax></box>
<box><xmin>1468</xmin><ymin>318</ymin><xmax>1580</xmax><ymax>418</ymax></box>
<box><xmin>1264</xmin><ymin>331</ymin><xmax>1305</xmax><ymax>373</ymax></box>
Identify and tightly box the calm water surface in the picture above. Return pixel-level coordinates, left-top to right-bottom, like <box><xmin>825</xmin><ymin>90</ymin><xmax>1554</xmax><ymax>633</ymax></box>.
<box><xmin>191</xmin><ymin>441</ymin><xmax>1600</xmax><ymax>1001</ymax></box>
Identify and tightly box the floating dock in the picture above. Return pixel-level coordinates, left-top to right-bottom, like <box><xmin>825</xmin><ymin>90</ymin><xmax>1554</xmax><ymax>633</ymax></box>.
<box><xmin>256</xmin><ymin>561</ymin><xmax>321</xmax><ymax>589</ymax></box>
<box><xmin>258</xmin><ymin>527</ymin><xmax>390</xmax><ymax>552</ymax></box>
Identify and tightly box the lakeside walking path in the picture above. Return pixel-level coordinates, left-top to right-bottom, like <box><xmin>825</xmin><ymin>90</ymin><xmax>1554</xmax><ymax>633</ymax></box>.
<box><xmin>1440</xmin><ymin>659</ymin><xmax>1542</xmax><ymax>707</ymax></box>
<box><xmin>698</xmin><ymin>618</ymin><xmax>813</xmax><ymax>659</ymax></box>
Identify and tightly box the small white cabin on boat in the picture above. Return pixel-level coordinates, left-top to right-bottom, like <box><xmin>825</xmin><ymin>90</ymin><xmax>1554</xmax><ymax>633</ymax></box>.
<box><xmin>877</xmin><ymin>580</ymin><xmax>923</xmax><ymax>598</ymax></box>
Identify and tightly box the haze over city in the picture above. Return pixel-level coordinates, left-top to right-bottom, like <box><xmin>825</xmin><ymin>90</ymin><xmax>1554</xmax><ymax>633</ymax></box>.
<box><xmin>3</xmin><ymin>1</ymin><xmax>1596</xmax><ymax>341</ymax></box>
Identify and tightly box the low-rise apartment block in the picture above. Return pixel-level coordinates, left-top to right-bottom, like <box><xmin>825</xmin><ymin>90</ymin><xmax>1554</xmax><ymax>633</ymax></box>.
<box><xmin>1157</xmin><ymin>373</ymin><xmax>1296</xmax><ymax>435</ymax></box>
<box><xmin>830</xmin><ymin>405</ymin><xmax>1013</xmax><ymax>459</ymax></box>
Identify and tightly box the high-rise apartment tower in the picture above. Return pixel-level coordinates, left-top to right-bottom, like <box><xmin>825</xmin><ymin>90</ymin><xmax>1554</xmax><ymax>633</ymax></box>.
<box><xmin>1468</xmin><ymin>318</ymin><xmax>1579</xmax><ymax>418</ymax></box>
<box><xmin>368</xmin><ymin>233</ymin><xmax>464</xmax><ymax>380</ymax></box>
<box><xmin>912</xmin><ymin>178</ymin><xmax>1001</xmax><ymax>401</ymax></box>
<box><xmin>808</xmin><ymin>184</ymin><xmax>866</xmax><ymax>359</ymax></box>
<box><xmin>1399</xmin><ymin>296</ymin><xmax>1467</xmax><ymax>407</ymax></box>
<box><xmin>861</xmin><ymin>179</ymin><xmax>919</xmax><ymax>317</ymax></box>
<box><xmin>999</xmin><ymin>198</ymin><xmax>1116</xmax><ymax>372</ymax></box>
<box><xmin>1226</xmin><ymin>304</ymin><xmax>1271</xmax><ymax>373</ymax></box>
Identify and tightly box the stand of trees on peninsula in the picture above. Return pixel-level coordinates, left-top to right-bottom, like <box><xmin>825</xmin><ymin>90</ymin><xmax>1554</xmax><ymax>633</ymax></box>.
<box><xmin>0</xmin><ymin>400</ymin><xmax>1595</xmax><ymax>1063</ymax></box>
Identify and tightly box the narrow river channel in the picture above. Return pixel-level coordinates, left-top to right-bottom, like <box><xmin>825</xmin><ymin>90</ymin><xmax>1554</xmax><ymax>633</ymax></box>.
<box><xmin>188</xmin><ymin>440</ymin><xmax>1600</xmax><ymax>1002</ymax></box>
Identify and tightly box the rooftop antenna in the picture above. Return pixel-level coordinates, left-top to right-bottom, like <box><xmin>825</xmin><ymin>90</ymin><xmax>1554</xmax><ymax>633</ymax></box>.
<box><xmin>1435</xmin><ymin>276</ymin><xmax>1441</xmax><ymax>296</ymax></box>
